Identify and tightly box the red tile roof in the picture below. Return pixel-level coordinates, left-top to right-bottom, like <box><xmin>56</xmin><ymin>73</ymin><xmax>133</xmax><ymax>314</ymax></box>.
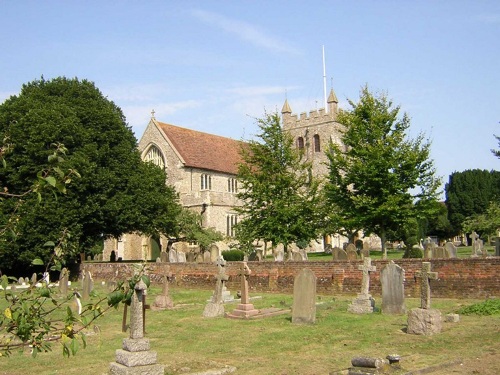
<box><xmin>156</xmin><ymin>121</ymin><xmax>247</xmax><ymax>175</ymax></box>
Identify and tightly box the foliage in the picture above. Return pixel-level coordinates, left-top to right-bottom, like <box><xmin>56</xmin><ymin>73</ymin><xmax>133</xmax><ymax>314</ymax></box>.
<box><xmin>492</xmin><ymin>129</ymin><xmax>500</xmax><ymax>159</ymax></box>
<box><xmin>324</xmin><ymin>86</ymin><xmax>441</xmax><ymax>258</ymax></box>
<box><xmin>457</xmin><ymin>298</ymin><xmax>500</xmax><ymax>316</ymax></box>
<box><xmin>235</xmin><ymin>111</ymin><xmax>323</xmax><ymax>253</ymax></box>
<box><xmin>445</xmin><ymin>169</ymin><xmax>500</xmax><ymax>237</ymax></box>
<box><xmin>402</xmin><ymin>246</ymin><xmax>423</xmax><ymax>259</ymax></box>
<box><xmin>221</xmin><ymin>249</ymin><xmax>245</xmax><ymax>261</ymax></box>
<box><xmin>462</xmin><ymin>201</ymin><xmax>500</xmax><ymax>239</ymax></box>
<box><xmin>0</xmin><ymin>77</ymin><xmax>181</xmax><ymax>272</ymax></box>
<box><xmin>173</xmin><ymin>208</ymin><xmax>223</xmax><ymax>250</ymax></box>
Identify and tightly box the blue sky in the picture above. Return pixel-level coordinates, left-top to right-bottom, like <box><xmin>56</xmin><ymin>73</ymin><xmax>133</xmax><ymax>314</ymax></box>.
<box><xmin>1</xmin><ymin>1</ymin><xmax>499</xmax><ymax>195</ymax></box>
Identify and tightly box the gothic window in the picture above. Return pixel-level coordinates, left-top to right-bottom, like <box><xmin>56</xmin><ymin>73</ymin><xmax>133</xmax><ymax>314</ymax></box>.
<box><xmin>297</xmin><ymin>137</ymin><xmax>304</xmax><ymax>150</ymax></box>
<box><xmin>313</xmin><ymin>134</ymin><xmax>321</xmax><ymax>152</ymax></box>
<box><xmin>228</xmin><ymin>178</ymin><xmax>238</xmax><ymax>193</ymax></box>
<box><xmin>201</xmin><ymin>174</ymin><xmax>212</xmax><ymax>190</ymax></box>
<box><xmin>226</xmin><ymin>214</ymin><xmax>238</xmax><ymax>237</ymax></box>
<box><xmin>144</xmin><ymin>145</ymin><xmax>165</xmax><ymax>169</ymax></box>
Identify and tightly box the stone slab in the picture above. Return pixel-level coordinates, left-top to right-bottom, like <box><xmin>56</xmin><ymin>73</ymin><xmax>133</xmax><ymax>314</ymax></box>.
<box><xmin>407</xmin><ymin>308</ymin><xmax>442</xmax><ymax>335</ymax></box>
<box><xmin>109</xmin><ymin>362</ymin><xmax>164</xmax><ymax>375</ymax></box>
<box><xmin>115</xmin><ymin>349</ymin><xmax>157</xmax><ymax>367</ymax></box>
<box><xmin>122</xmin><ymin>338</ymin><xmax>150</xmax><ymax>352</ymax></box>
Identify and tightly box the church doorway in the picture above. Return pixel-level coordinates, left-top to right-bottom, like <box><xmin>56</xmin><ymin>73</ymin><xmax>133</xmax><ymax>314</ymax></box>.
<box><xmin>150</xmin><ymin>235</ymin><xmax>161</xmax><ymax>261</ymax></box>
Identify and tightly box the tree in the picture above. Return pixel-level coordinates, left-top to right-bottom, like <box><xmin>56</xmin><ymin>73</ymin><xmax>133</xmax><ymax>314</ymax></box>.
<box><xmin>324</xmin><ymin>86</ymin><xmax>441</xmax><ymax>259</ymax></box>
<box><xmin>0</xmin><ymin>77</ymin><xmax>181</xmax><ymax>273</ymax></box>
<box><xmin>445</xmin><ymin>169</ymin><xmax>500</xmax><ymax>236</ymax></box>
<box><xmin>492</xmin><ymin>126</ymin><xmax>500</xmax><ymax>158</ymax></box>
<box><xmin>235</xmin><ymin>111</ymin><xmax>322</xmax><ymax>255</ymax></box>
<box><xmin>173</xmin><ymin>208</ymin><xmax>223</xmax><ymax>250</ymax></box>
<box><xmin>462</xmin><ymin>201</ymin><xmax>500</xmax><ymax>241</ymax></box>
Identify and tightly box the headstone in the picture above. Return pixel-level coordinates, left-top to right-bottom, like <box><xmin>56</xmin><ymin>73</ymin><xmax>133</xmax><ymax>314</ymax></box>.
<box><xmin>470</xmin><ymin>231</ymin><xmax>480</xmax><ymax>257</ymax></box>
<box><xmin>333</xmin><ymin>247</ymin><xmax>348</xmax><ymax>261</ymax></box>
<box><xmin>380</xmin><ymin>261</ymin><xmax>406</xmax><ymax>314</ymax></box>
<box><xmin>160</xmin><ymin>251</ymin><xmax>168</xmax><ymax>263</ymax></box>
<box><xmin>155</xmin><ymin>257</ymin><xmax>161</xmax><ymax>263</ymax></box>
<box><xmin>151</xmin><ymin>267</ymin><xmax>174</xmax><ymax>310</ymax></box>
<box><xmin>82</xmin><ymin>270</ymin><xmax>93</xmax><ymax>300</ymax></box>
<box><xmin>168</xmin><ymin>249</ymin><xmax>178</xmax><ymax>263</ymax></box>
<box><xmin>59</xmin><ymin>268</ymin><xmax>69</xmax><ymax>296</ymax></box>
<box><xmin>407</xmin><ymin>262</ymin><xmax>442</xmax><ymax>335</ymax></box>
<box><xmin>362</xmin><ymin>241</ymin><xmax>370</xmax><ymax>251</ymax></box>
<box><xmin>86</xmin><ymin>255</ymin><xmax>92</xmax><ymax>261</ymax></box>
<box><xmin>209</xmin><ymin>244</ymin><xmax>220</xmax><ymax>262</ymax></box>
<box><xmin>360</xmin><ymin>248</ymin><xmax>370</xmax><ymax>259</ymax></box>
<box><xmin>203</xmin><ymin>251</ymin><xmax>211</xmax><ymax>263</ymax></box>
<box><xmin>292</xmin><ymin>251</ymin><xmax>303</xmax><ymax>261</ymax></box>
<box><xmin>186</xmin><ymin>252</ymin><xmax>195</xmax><ymax>262</ymax></box>
<box><xmin>274</xmin><ymin>249</ymin><xmax>284</xmax><ymax>262</ymax></box>
<box><xmin>42</xmin><ymin>272</ymin><xmax>50</xmax><ymax>285</ymax></box>
<box><xmin>424</xmin><ymin>241</ymin><xmax>435</xmax><ymax>258</ymax></box>
<box><xmin>291</xmin><ymin>268</ymin><xmax>316</xmax><ymax>324</ymax></box>
<box><xmin>17</xmin><ymin>277</ymin><xmax>24</xmax><ymax>285</ymax></box>
<box><xmin>109</xmin><ymin>279</ymin><xmax>164</xmax><ymax>374</ymax></box>
<box><xmin>299</xmin><ymin>248</ymin><xmax>308</xmax><ymax>260</ymax></box>
<box><xmin>444</xmin><ymin>242</ymin><xmax>457</xmax><ymax>258</ymax></box>
<box><xmin>348</xmin><ymin>258</ymin><xmax>376</xmax><ymax>314</ymax></box>
<box><xmin>226</xmin><ymin>262</ymin><xmax>259</xmax><ymax>319</ymax></box>
<box><xmin>177</xmin><ymin>251</ymin><xmax>186</xmax><ymax>263</ymax></box>
<box><xmin>31</xmin><ymin>273</ymin><xmax>37</xmax><ymax>285</ymax></box>
<box><xmin>248</xmin><ymin>251</ymin><xmax>258</xmax><ymax>261</ymax></box>
<box><xmin>203</xmin><ymin>256</ymin><xmax>229</xmax><ymax>318</ymax></box>
<box><xmin>432</xmin><ymin>246</ymin><xmax>448</xmax><ymax>258</ymax></box>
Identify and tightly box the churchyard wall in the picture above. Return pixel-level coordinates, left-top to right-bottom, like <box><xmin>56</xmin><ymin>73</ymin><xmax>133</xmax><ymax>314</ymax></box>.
<box><xmin>80</xmin><ymin>257</ymin><xmax>499</xmax><ymax>299</ymax></box>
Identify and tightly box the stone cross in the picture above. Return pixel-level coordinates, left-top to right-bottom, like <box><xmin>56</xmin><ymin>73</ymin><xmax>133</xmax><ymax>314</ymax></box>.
<box><xmin>239</xmin><ymin>262</ymin><xmax>251</xmax><ymax>304</ymax></box>
<box><xmin>216</xmin><ymin>256</ymin><xmax>229</xmax><ymax>285</ymax></box>
<box><xmin>130</xmin><ymin>279</ymin><xmax>147</xmax><ymax>339</ymax></box>
<box><xmin>415</xmin><ymin>262</ymin><xmax>438</xmax><ymax>309</ymax></box>
<box><xmin>358</xmin><ymin>257</ymin><xmax>376</xmax><ymax>295</ymax></box>
<box><xmin>470</xmin><ymin>231</ymin><xmax>479</xmax><ymax>255</ymax></box>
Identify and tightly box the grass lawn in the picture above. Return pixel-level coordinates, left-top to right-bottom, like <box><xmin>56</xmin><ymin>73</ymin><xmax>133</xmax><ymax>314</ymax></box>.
<box><xmin>1</xmin><ymin>283</ymin><xmax>499</xmax><ymax>375</ymax></box>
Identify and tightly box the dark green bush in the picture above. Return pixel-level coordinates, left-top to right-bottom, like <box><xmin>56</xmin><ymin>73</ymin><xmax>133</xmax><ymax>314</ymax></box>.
<box><xmin>221</xmin><ymin>249</ymin><xmax>245</xmax><ymax>261</ymax></box>
<box><xmin>458</xmin><ymin>299</ymin><xmax>500</xmax><ymax>316</ymax></box>
<box><xmin>402</xmin><ymin>247</ymin><xmax>423</xmax><ymax>258</ymax></box>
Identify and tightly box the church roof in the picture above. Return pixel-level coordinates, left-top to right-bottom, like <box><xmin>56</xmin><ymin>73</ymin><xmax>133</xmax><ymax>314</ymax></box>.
<box><xmin>156</xmin><ymin>121</ymin><xmax>246</xmax><ymax>175</ymax></box>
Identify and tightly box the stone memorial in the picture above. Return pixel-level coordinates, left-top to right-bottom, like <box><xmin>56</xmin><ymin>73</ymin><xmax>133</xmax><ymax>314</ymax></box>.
<box><xmin>203</xmin><ymin>256</ymin><xmax>229</xmax><ymax>318</ymax></box>
<box><xmin>82</xmin><ymin>270</ymin><xmax>93</xmax><ymax>300</ymax></box>
<box><xmin>407</xmin><ymin>262</ymin><xmax>442</xmax><ymax>335</ymax></box>
<box><xmin>360</xmin><ymin>248</ymin><xmax>370</xmax><ymax>259</ymax></box>
<box><xmin>345</xmin><ymin>243</ymin><xmax>358</xmax><ymax>260</ymax></box>
<box><xmin>31</xmin><ymin>273</ymin><xmax>37</xmax><ymax>285</ymax></box>
<box><xmin>42</xmin><ymin>272</ymin><xmax>50</xmax><ymax>285</ymax></box>
<box><xmin>168</xmin><ymin>249</ymin><xmax>178</xmax><ymax>263</ymax></box>
<box><xmin>226</xmin><ymin>262</ymin><xmax>259</xmax><ymax>319</ymax></box>
<box><xmin>470</xmin><ymin>231</ymin><xmax>480</xmax><ymax>257</ymax></box>
<box><xmin>177</xmin><ymin>251</ymin><xmax>186</xmax><ymax>263</ymax></box>
<box><xmin>159</xmin><ymin>251</ymin><xmax>168</xmax><ymax>263</ymax></box>
<box><xmin>274</xmin><ymin>248</ymin><xmax>284</xmax><ymax>262</ymax></box>
<box><xmin>333</xmin><ymin>247</ymin><xmax>348</xmax><ymax>261</ymax></box>
<box><xmin>380</xmin><ymin>261</ymin><xmax>406</xmax><ymax>314</ymax></box>
<box><xmin>203</xmin><ymin>250</ymin><xmax>211</xmax><ymax>263</ymax></box>
<box><xmin>59</xmin><ymin>268</ymin><xmax>69</xmax><ymax>296</ymax></box>
<box><xmin>292</xmin><ymin>268</ymin><xmax>316</xmax><ymax>324</ymax></box>
<box><xmin>209</xmin><ymin>244</ymin><xmax>220</xmax><ymax>262</ymax></box>
<box><xmin>432</xmin><ymin>246</ymin><xmax>447</xmax><ymax>258</ymax></box>
<box><xmin>348</xmin><ymin>258</ymin><xmax>376</xmax><ymax>314</ymax></box>
<box><xmin>151</xmin><ymin>266</ymin><xmax>174</xmax><ymax>310</ymax></box>
<box><xmin>444</xmin><ymin>242</ymin><xmax>457</xmax><ymax>258</ymax></box>
<box><xmin>109</xmin><ymin>279</ymin><xmax>164</xmax><ymax>375</ymax></box>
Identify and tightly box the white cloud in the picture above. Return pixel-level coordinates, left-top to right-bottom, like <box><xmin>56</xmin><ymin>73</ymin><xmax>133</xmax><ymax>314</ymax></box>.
<box><xmin>191</xmin><ymin>9</ymin><xmax>299</xmax><ymax>55</ymax></box>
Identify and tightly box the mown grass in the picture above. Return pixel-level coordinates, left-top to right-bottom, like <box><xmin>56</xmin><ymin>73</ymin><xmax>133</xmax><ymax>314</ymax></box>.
<box><xmin>1</xmin><ymin>282</ymin><xmax>499</xmax><ymax>375</ymax></box>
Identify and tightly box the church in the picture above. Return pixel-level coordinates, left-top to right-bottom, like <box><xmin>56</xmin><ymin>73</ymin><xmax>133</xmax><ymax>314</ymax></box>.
<box><xmin>103</xmin><ymin>88</ymin><xmax>352</xmax><ymax>261</ymax></box>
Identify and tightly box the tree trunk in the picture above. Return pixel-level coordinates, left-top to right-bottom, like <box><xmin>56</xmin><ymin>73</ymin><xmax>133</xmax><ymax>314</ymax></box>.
<box><xmin>380</xmin><ymin>229</ymin><xmax>387</xmax><ymax>260</ymax></box>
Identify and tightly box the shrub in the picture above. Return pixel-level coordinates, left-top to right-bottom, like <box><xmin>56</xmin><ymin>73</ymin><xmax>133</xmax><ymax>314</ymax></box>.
<box><xmin>458</xmin><ymin>299</ymin><xmax>500</xmax><ymax>316</ymax></box>
<box><xmin>402</xmin><ymin>246</ymin><xmax>423</xmax><ymax>258</ymax></box>
<box><xmin>221</xmin><ymin>249</ymin><xmax>245</xmax><ymax>261</ymax></box>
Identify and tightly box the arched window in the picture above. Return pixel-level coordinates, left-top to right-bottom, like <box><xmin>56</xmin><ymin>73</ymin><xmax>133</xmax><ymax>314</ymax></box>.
<box><xmin>226</xmin><ymin>214</ymin><xmax>238</xmax><ymax>237</ymax></box>
<box><xmin>144</xmin><ymin>145</ymin><xmax>165</xmax><ymax>169</ymax></box>
<box><xmin>313</xmin><ymin>134</ymin><xmax>321</xmax><ymax>152</ymax></box>
<box><xmin>297</xmin><ymin>137</ymin><xmax>304</xmax><ymax>150</ymax></box>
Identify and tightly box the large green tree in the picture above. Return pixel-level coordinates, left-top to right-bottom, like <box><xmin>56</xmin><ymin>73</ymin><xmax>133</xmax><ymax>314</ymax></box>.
<box><xmin>235</xmin><ymin>111</ymin><xmax>322</xmax><ymax>255</ymax></box>
<box><xmin>324</xmin><ymin>86</ymin><xmax>441</xmax><ymax>258</ymax></box>
<box><xmin>445</xmin><ymin>169</ymin><xmax>500</xmax><ymax>236</ymax></box>
<box><xmin>0</xmin><ymin>77</ymin><xmax>181</xmax><ymax>272</ymax></box>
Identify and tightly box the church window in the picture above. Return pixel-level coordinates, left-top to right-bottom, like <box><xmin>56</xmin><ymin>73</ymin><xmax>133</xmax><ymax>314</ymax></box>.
<box><xmin>313</xmin><ymin>134</ymin><xmax>321</xmax><ymax>152</ymax></box>
<box><xmin>228</xmin><ymin>178</ymin><xmax>238</xmax><ymax>193</ymax></box>
<box><xmin>144</xmin><ymin>145</ymin><xmax>165</xmax><ymax>169</ymax></box>
<box><xmin>201</xmin><ymin>174</ymin><xmax>211</xmax><ymax>190</ymax></box>
<box><xmin>226</xmin><ymin>214</ymin><xmax>238</xmax><ymax>237</ymax></box>
<box><xmin>297</xmin><ymin>137</ymin><xmax>304</xmax><ymax>150</ymax></box>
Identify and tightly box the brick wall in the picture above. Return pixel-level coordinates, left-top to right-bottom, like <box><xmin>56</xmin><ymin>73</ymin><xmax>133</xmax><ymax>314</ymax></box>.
<box><xmin>80</xmin><ymin>258</ymin><xmax>500</xmax><ymax>299</ymax></box>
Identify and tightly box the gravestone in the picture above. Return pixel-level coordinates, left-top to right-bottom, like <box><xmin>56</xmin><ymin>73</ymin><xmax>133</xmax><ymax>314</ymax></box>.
<box><xmin>31</xmin><ymin>273</ymin><xmax>37</xmax><ymax>285</ymax></box>
<box><xmin>203</xmin><ymin>251</ymin><xmax>211</xmax><ymax>263</ymax></box>
<box><xmin>248</xmin><ymin>251</ymin><xmax>258</xmax><ymax>261</ymax></box>
<box><xmin>423</xmin><ymin>241</ymin><xmax>435</xmax><ymax>259</ymax></box>
<box><xmin>168</xmin><ymin>249</ymin><xmax>178</xmax><ymax>263</ymax></box>
<box><xmin>160</xmin><ymin>251</ymin><xmax>168</xmax><ymax>263</ymax></box>
<box><xmin>444</xmin><ymin>242</ymin><xmax>457</xmax><ymax>258</ymax></box>
<box><xmin>432</xmin><ymin>246</ymin><xmax>448</xmax><ymax>258</ymax></box>
<box><xmin>59</xmin><ymin>268</ymin><xmax>69</xmax><ymax>296</ymax></box>
<box><xmin>151</xmin><ymin>267</ymin><xmax>174</xmax><ymax>310</ymax></box>
<box><xmin>274</xmin><ymin>249</ymin><xmax>284</xmax><ymax>262</ymax></box>
<box><xmin>109</xmin><ymin>279</ymin><xmax>164</xmax><ymax>375</ymax></box>
<box><xmin>186</xmin><ymin>252</ymin><xmax>195</xmax><ymax>262</ymax></box>
<box><xmin>42</xmin><ymin>272</ymin><xmax>50</xmax><ymax>284</ymax></box>
<box><xmin>407</xmin><ymin>262</ymin><xmax>442</xmax><ymax>335</ymax></box>
<box><xmin>348</xmin><ymin>258</ymin><xmax>376</xmax><ymax>314</ymax></box>
<box><xmin>345</xmin><ymin>243</ymin><xmax>357</xmax><ymax>260</ymax></box>
<box><xmin>196</xmin><ymin>252</ymin><xmax>204</xmax><ymax>263</ymax></box>
<box><xmin>82</xmin><ymin>270</ymin><xmax>93</xmax><ymax>300</ymax></box>
<box><xmin>209</xmin><ymin>244</ymin><xmax>220</xmax><ymax>262</ymax></box>
<box><xmin>17</xmin><ymin>277</ymin><xmax>24</xmax><ymax>285</ymax></box>
<box><xmin>470</xmin><ymin>231</ymin><xmax>480</xmax><ymax>257</ymax></box>
<box><xmin>299</xmin><ymin>248</ymin><xmax>308</xmax><ymax>260</ymax></box>
<box><xmin>360</xmin><ymin>248</ymin><xmax>370</xmax><ymax>259</ymax></box>
<box><xmin>292</xmin><ymin>268</ymin><xmax>316</xmax><ymax>324</ymax></box>
<box><xmin>362</xmin><ymin>241</ymin><xmax>370</xmax><ymax>251</ymax></box>
<box><xmin>177</xmin><ymin>251</ymin><xmax>186</xmax><ymax>263</ymax></box>
<box><xmin>333</xmin><ymin>247</ymin><xmax>347</xmax><ymax>261</ymax></box>
<box><xmin>203</xmin><ymin>256</ymin><xmax>229</xmax><ymax>318</ymax></box>
<box><xmin>380</xmin><ymin>261</ymin><xmax>406</xmax><ymax>314</ymax></box>
<box><xmin>292</xmin><ymin>251</ymin><xmax>303</xmax><ymax>261</ymax></box>
<box><xmin>226</xmin><ymin>262</ymin><xmax>259</xmax><ymax>319</ymax></box>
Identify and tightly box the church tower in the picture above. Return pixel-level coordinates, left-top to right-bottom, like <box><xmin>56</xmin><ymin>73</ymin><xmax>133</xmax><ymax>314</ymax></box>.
<box><xmin>282</xmin><ymin>88</ymin><xmax>343</xmax><ymax>178</ymax></box>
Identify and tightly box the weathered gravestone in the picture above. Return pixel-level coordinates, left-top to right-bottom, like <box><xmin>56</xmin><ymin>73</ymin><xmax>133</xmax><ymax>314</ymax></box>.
<box><xmin>333</xmin><ymin>247</ymin><xmax>348</xmax><ymax>261</ymax></box>
<box><xmin>432</xmin><ymin>246</ymin><xmax>448</xmax><ymax>259</ymax></box>
<box><xmin>31</xmin><ymin>273</ymin><xmax>37</xmax><ymax>285</ymax></box>
<box><xmin>423</xmin><ymin>241</ymin><xmax>436</xmax><ymax>259</ymax></box>
<box><xmin>226</xmin><ymin>262</ymin><xmax>259</xmax><ymax>319</ymax></box>
<box><xmin>380</xmin><ymin>261</ymin><xmax>406</xmax><ymax>314</ymax></box>
<box><xmin>59</xmin><ymin>268</ymin><xmax>69</xmax><ymax>296</ymax></box>
<box><xmin>470</xmin><ymin>231</ymin><xmax>480</xmax><ymax>257</ymax></box>
<box><xmin>151</xmin><ymin>266</ymin><xmax>174</xmax><ymax>311</ymax></box>
<box><xmin>292</xmin><ymin>251</ymin><xmax>303</xmax><ymax>261</ymax></box>
<box><xmin>348</xmin><ymin>258</ymin><xmax>376</xmax><ymax>314</ymax></box>
<box><xmin>168</xmin><ymin>249</ymin><xmax>178</xmax><ymax>263</ymax></box>
<box><xmin>407</xmin><ymin>262</ymin><xmax>442</xmax><ymax>335</ymax></box>
<box><xmin>159</xmin><ymin>251</ymin><xmax>168</xmax><ymax>263</ymax></box>
<box><xmin>176</xmin><ymin>251</ymin><xmax>186</xmax><ymax>263</ymax></box>
<box><xmin>203</xmin><ymin>251</ymin><xmax>211</xmax><ymax>263</ymax></box>
<box><xmin>209</xmin><ymin>244</ymin><xmax>220</xmax><ymax>262</ymax></box>
<box><xmin>203</xmin><ymin>256</ymin><xmax>229</xmax><ymax>318</ymax></box>
<box><xmin>274</xmin><ymin>248</ymin><xmax>284</xmax><ymax>262</ymax></box>
<box><xmin>346</xmin><ymin>243</ymin><xmax>358</xmax><ymax>260</ymax></box>
<box><xmin>292</xmin><ymin>268</ymin><xmax>316</xmax><ymax>324</ymax></box>
<box><xmin>109</xmin><ymin>280</ymin><xmax>164</xmax><ymax>375</ymax></box>
<box><xmin>444</xmin><ymin>242</ymin><xmax>457</xmax><ymax>258</ymax></box>
<box><xmin>360</xmin><ymin>248</ymin><xmax>370</xmax><ymax>259</ymax></box>
<box><xmin>82</xmin><ymin>270</ymin><xmax>93</xmax><ymax>300</ymax></box>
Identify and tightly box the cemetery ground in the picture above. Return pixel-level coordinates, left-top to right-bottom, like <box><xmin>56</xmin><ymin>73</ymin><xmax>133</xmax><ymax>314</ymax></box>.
<box><xmin>1</xmin><ymin>282</ymin><xmax>499</xmax><ymax>375</ymax></box>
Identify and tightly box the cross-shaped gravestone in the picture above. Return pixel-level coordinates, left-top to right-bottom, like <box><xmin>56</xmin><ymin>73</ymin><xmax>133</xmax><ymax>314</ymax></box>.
<box><xmin>239</xmin><ymin>261</ymin><xmax>251</xmax><ymax>304</ymax></box>
<box><xmin>130</xmin><ymin>279</ymin><xmax>147</xmax><ymax>339</ymax></box>
<box><xmin>415</xmin><ymin>262</ymin><xmax>438</xmax><ymax>309</ymax></box>
<box><xmin>358</xmin><ymin>257</ymin><xmax>376</xmax><ymax>296</ymax></box>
